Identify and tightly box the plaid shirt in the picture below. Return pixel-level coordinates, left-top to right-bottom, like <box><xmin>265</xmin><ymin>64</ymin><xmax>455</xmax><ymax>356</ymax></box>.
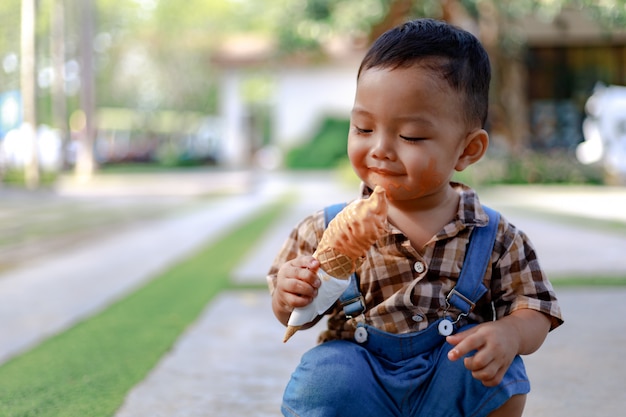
<box><xmin>267</xmin><ymin>183</ymin><xmax>563</xmax><ymax>343</ymax></box>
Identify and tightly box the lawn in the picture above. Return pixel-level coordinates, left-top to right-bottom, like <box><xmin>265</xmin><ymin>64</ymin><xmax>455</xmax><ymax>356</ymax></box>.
<box><xmin>550</xmin><ymin>276</ymin><xmax>626</xmax><ymax>287</ymax></box>
<box><xmin>0</xmin><ymin>198</ymin><xmax>288</xmax><ymax>417</ymax></box>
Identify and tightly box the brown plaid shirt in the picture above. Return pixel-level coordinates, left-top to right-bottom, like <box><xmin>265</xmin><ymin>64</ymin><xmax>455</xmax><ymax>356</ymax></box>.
<box><xmin>267</xmin><ymin>183</ymin><xmax>563</xmax><ymax>343</ymax></box>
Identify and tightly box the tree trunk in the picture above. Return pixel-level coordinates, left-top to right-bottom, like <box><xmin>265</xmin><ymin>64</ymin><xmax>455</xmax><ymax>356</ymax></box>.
<box><xmin>75</xmin><ymin>0</ymin><xmax>96</xmax><ymax>181</ymax></box>
<box><xmin>21</xmin><ymin>0</ymin><xmax>39</xmax><ymax>189</ymax></box>
<box><xmin>476</xmin><ymin>1</ymin><xmax>530</xmax><ymax>152</ymax></box>
<box><xmin>51</xmin><ymin>0</ymin><xmax>69</xmax><ymax>169</ymax></box>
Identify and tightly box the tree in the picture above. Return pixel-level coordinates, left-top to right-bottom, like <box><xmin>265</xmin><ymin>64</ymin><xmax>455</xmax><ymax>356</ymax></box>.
<box><xmin>21</xmin><ymin>0</ymin><xmax>39</xmax><ymax>188</ymax></box>
<box><xmin>269</xmin><ymin>0</ymin><xmax>626</xmax><ymax>150</ymax></box>
<box><xmin>4</xmin><ymin>0</ymin><xmax>626</xmax><ymax>183</ymax></box>
<box><xmin>51</xmin><ymin>0</ymin><xmax>68</xmax><ymax>168</ymax></box>
<box><xmin>70</xmin><ymin>0</ymin><xmax>96</xmax><ymax>181</ymax></box>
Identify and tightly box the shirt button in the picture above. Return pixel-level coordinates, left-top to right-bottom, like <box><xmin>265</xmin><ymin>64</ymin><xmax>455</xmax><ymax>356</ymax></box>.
<box><xmin>414</xmin><ymin>261</ymin><xmax>426</xmax><ymax>274</ymax></box>
<box><xmin>438</xmin><ymin>319</ymin><xmax>454</xmax><ymax>336</ymax></box>
<box><xmin>412</xmin><ymin>314</ymin><xmax>424</xmax><ymax>322</ymax></box>
<box><xmin>354</xmin><ymin>326</ymin><xmax>368</xmax><ymax>344</ymax></box>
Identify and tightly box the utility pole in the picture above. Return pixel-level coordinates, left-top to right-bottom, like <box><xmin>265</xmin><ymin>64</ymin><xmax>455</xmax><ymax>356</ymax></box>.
<box><xmin>75</xmin><ymin>0</ymin><xmax>96</xmax><ymax>182</ymax></box>
<box><xmin>21</xmin><ymin>0</ymin><xmax>39</xmax><ymax>188</ymax></box>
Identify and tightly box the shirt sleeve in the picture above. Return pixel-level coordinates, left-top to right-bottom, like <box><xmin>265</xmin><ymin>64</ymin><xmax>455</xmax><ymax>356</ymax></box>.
<box><xmin>490</xmin><ymin>217</ymin><xmax>564</xmax><ymax>331</ymax></box>
<box><xmin>266</xmin><ymin>211</ymin><xmax>325</xmax><ymax>294</ymax></box>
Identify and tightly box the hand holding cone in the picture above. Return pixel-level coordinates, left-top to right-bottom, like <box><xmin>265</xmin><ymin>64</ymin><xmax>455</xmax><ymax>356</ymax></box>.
<box><xmin>283</xmin><ymin>186</ymin><xmax>388</xmax><ymax>342</ymax></box>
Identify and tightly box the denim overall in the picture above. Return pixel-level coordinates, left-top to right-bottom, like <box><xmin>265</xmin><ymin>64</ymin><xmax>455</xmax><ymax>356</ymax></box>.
<box><xmin>281</xmin><ymin>205</ymin><xmax>529</xmax><ymax>417</ymax></box>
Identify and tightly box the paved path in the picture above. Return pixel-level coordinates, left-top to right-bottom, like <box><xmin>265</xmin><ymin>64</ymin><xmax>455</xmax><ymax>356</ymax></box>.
<box><xmin>1</xmin><ymin>171</ymin><xmax>625</xmax><ymax>416</ymax></box>
<box><xmin>115</xmin><ymin>291</ymin><xmax>320</xmax><ymax>417</ymax></box>
<box><xmin>0</xmin><ymin>180</ymin><xmax>280</xmax><ymax>365</ymax></box>
<box><xmin>523</xmin><ymin>287</ymin><xmax>626</xmax><ymax>416</ymax></box>
<box><xmin>480</xmin><ymin>185</ymin><xmax>626</xmax><ymax>278</ymax></box>
<box><xmin>115</xmin><ymin>288</ymin><xmax>626</xmax><ymax>417</ymax></box>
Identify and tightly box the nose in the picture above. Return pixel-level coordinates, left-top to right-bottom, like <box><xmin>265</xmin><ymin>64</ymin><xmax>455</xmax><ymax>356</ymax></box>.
<box><xmin>370</xmin><ymin>132</ymin><xmax>397</xmax><ymax>161</ymax></box>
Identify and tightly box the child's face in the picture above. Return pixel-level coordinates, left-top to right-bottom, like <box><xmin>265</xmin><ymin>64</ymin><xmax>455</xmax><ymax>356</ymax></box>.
<box><xmin>348</xmin><ymin>64</ymin><xmax>472</xmax><ymax>202</ymax></box>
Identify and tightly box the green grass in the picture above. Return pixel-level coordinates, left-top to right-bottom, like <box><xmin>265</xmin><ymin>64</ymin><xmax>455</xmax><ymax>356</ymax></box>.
<box><xmin>0</xmin><ymin>198</ymin><xmax>288</xmax><ymax>417</ymax></box>
<box><xmin>551</xmin><ymin>276</ymin><xmax>626</xmax><ymax>287</ymax></box>
<box><xmin>97</xmin><ymin>163</ymin><xmax>216</xmax><ymax>174</ymax></box>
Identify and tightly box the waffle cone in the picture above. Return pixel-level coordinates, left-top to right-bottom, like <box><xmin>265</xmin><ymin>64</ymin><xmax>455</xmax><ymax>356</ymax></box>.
<box><xmin>283</xmin><ymin>325</ymin><xmax>301</xmax><ymax>343</ymax></box>
<box><xmin>315</xmin><ymin>247</ymin><xmax>355</xmax><ymax>279</ymax></box>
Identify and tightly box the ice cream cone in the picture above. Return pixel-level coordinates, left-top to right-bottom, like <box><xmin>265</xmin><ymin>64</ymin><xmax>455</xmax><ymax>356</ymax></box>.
<box><xmin>283</xmin><ymin>325</ymin><xmax>301</xmax><ymax>343</ymax></box>
<box><xmin>281</xmin><ymin>185</ymin><xmax>388</xmax><ymax>343</ymax></box>
<box><xmin>315</xmin><ymin>247</ymin><xmax>355</xmax><ymax>279</ymax></box>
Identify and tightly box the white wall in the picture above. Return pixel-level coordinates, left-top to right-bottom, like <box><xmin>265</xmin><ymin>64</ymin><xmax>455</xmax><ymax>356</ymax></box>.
<box><xmin>272</xmin><ymin>65</ymin><xmax>358</xmax><ymax>148</ymax></box>
<box><xmin>218</xmin><ymin>69</ymin><xmax>249</xmax><ymax>167</ymax></box>
<box><xmin>217</xmin><ymin>61</ymin><xmax>361</xmax><ymax>167</ymax></box>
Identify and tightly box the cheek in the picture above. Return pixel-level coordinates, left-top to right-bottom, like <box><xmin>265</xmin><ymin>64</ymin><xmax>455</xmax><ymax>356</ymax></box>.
<box><xmin>402</xmin><ymin>158</ymin><xmax>447</xmax><ymax>197</ymax></box>
<box><xmin>420</xmin><ymin>158</ymin><xmax>446</xmax><ymax>187</ymax></box>
<box><xmin>416</xmin><ymin>158</ymin><xmax>446</xmax><ymax>184</ymax></box>
<box><xmin>347</xmin><ymin>137</ymin><xmax>366</xmax><ymax>167</ymax></box>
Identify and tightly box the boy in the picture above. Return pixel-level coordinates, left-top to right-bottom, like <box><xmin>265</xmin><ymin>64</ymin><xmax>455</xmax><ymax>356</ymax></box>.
<box><xmin>267</xmin><ymin>18</ymin><xmax>563</xmax><ymax>417</ymax></box>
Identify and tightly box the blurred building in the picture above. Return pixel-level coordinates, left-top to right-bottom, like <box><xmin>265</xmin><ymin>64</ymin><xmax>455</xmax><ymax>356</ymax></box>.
<box><xmin>213</xmin><ymin>8</ymin><xmax>626</xmax><ymax>168</ymax></box>
<box><xmin>521</xmin><ymin>8</ymin><xmax>626</xmax><ymax>150</ymax></box>
<box><xmin>213</xmin><ymin>34</ymin><xmax>363</xmax><ymax>167</ymax></box>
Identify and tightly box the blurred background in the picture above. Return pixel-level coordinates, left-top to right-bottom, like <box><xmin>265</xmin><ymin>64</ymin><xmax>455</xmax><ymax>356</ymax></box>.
<box><xmin>2</xmin><ymin>2</ymin><xmax>626</xmax><ymax>416</ymax></box>
<box><xmin>1</xmin><ymin>0</ymin><xmax>626</xmax><ymax>189</ymax></box>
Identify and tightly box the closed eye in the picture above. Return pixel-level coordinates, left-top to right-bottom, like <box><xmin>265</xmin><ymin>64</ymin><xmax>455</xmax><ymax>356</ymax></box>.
<box><xmin>399</xmin><ymin>135</ymin><xmax>426</xmax><ymax>142</ymax></box>
<box><xmin>354</xmin><ymin>126</ymin><xmax>373</xmax><ymax>134</ymax></box>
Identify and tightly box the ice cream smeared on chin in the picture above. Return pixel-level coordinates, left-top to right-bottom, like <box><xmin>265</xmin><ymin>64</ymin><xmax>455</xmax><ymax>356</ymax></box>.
<box><xmin>283</xmin><ymin>185</ymin><xmax>388</xmax><ymax>342</ymax></box>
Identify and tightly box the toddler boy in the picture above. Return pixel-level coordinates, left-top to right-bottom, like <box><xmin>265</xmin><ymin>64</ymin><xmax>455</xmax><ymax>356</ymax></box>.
<box><xmin>268</xmin><ymin>18</ymin><xmax>563</xmax><ymax>417</ymax></box>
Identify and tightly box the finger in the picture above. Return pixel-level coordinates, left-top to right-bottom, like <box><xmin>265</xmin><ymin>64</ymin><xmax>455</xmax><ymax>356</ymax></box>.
<box><xmin>463</xmin><ymin>349</ymin><xmax>494</xmax><ymax>373</ymax></box>
<box><xmin>307</xmin><ymin>257</ymin><xmax>320</xmax><ymax>271</ymax></box>
<box><xmin>290</xmin><ymin>256</ymin><xmax>319</xmax><ymax>270</ymax></box>
<box><xmin>288</xmin><ymin>278</ymin><xmax>318</xmax><ymax>298</ymax></box>
<box><xmin>447</xmin><ymin>333</ymin><xmax>484</xmax><ymax>361</ymax></box>
<box><xmin>464</xmin><ymin>348</ymin><xmax>510</xmax><ymax>387</ymax></box>
<box><xmin>289</xmin><ymin>265</ymin><xmax>321</xmax><ymax>289</ymax></box>
<box><xmin>446</xmin><ymin>323</ymin><xmax>483</xmax><ymax>344</ymax></box>
<box><xmin>283</xmin><ymin>291</ymin><xmax>316</xmax><ymax>308</ymax></box>
<box><xmin>446</xmin><ymin>327</ymin><xmax>474</xmax><ymax>346</ymax></box>
<box><xmin>470</xmin><ymin>362</ymin><xmax>506</xmax><ymax>387</ymax></box>
<box><xmin>276</xmin><ymin>267</ymin><xmax>313</xmax><ymax>291</ymax></box>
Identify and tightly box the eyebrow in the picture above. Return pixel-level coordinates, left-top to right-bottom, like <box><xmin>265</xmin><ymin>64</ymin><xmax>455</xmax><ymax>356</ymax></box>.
<box><xmin>351</xmin><ymin>107</ymin><xmax>436</xmax><ymax>128</ymax></box>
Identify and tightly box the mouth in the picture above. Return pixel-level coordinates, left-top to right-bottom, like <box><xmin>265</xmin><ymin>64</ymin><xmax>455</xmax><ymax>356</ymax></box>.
<box><xmin>369</xmin><ymin>167</ymin><xmax>402</xmax><ymax>177</ymax></box>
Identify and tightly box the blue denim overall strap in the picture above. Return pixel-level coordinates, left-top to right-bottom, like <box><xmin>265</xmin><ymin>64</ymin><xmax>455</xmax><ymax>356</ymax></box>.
<box><xmin>447</xmin><ymin>205</ymin><xmax>500</xmax><ymax>316</ymax></box>
<box><xmin>323</xmin><ymin>203</ymin><xmax>365</xmax><ymax>318</ymax></box>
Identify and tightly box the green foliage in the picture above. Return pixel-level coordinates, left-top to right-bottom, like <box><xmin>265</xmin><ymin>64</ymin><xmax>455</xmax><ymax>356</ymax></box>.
<box><xmin>1</xmin><ymin>168</ymin><xmax>57</xmax><ymax>187</ymax></box>
<box><xmin>454</xmin><ymin>149</ymin><xmax>606</xmax><ymax>186</ymax></box>
<box><xmin>500</xmin><ymin>151</ymin><xmax>604</xmax><ymax>184</ymax></box>
<box><xmin>274</xmin><ymin>0</ymin><xmax>388</xmax><ymax>54</ymax></box>
<box><xmin>0</xmin><ymin>198</ymin><xmax>287</xmax><ymax>417</ymax></box>
<box><xmin>284</xmin><ymin>117</ymin><xmax>350</xmax><ymax>169</ymax></box>
<box><xmin>551</xmin><ymin>276</ymin><xmax>626</xmax><ymax>287</ymax></box>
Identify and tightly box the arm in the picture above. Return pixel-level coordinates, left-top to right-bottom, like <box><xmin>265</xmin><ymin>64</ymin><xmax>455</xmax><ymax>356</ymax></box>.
<box><xmin>271</xmin><ymin>255</ymin><xmax>322</xmax><ymax>327</ymax></box>
<box><xmin>446</xmin><ymin>308</ymin><xmax>551</xmax><ymax>387</ymax></box>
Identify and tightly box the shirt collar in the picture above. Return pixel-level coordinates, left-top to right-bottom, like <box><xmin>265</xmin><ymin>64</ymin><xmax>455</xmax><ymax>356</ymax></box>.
<box><xmin>359</xmin><ymin>181</ymin><xmax>489</xmax><ymax>240</ymax></box>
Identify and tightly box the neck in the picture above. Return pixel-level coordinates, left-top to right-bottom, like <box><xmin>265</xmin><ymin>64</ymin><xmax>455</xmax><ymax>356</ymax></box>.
<box><xmin>387</xmin><ymin>185</ymin><xmax>460</xmax><ymax>249</ymax></box>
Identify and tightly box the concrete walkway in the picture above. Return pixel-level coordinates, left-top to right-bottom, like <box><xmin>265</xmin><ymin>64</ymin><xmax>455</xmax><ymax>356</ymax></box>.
<box><xmin>114</xmin><ymin>288</ymin><xmax>626</xmax><ymax>417</ymax></box>
<box><xmin>1</xmin><ymin>171</ymin><xmax>625</xmax><ymax>416</ymax></box>
<box><xmin>0</xmin><ymin>176</ymin><xmax>280</xmax><ymax>365</ymax></box>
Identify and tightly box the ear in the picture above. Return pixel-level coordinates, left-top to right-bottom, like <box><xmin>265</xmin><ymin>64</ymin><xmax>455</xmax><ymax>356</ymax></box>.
<box><xmin>454</xmin><ymin>129</ymin><xmax>489</xmax><ymax>172</ymax></box>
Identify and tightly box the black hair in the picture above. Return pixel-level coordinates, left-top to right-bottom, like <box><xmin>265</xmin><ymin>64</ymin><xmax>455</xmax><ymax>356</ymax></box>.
<box><xmin>357</xmin><ymin>18</ymin><xmax>491</xmax><ymax>128</ymax></box>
